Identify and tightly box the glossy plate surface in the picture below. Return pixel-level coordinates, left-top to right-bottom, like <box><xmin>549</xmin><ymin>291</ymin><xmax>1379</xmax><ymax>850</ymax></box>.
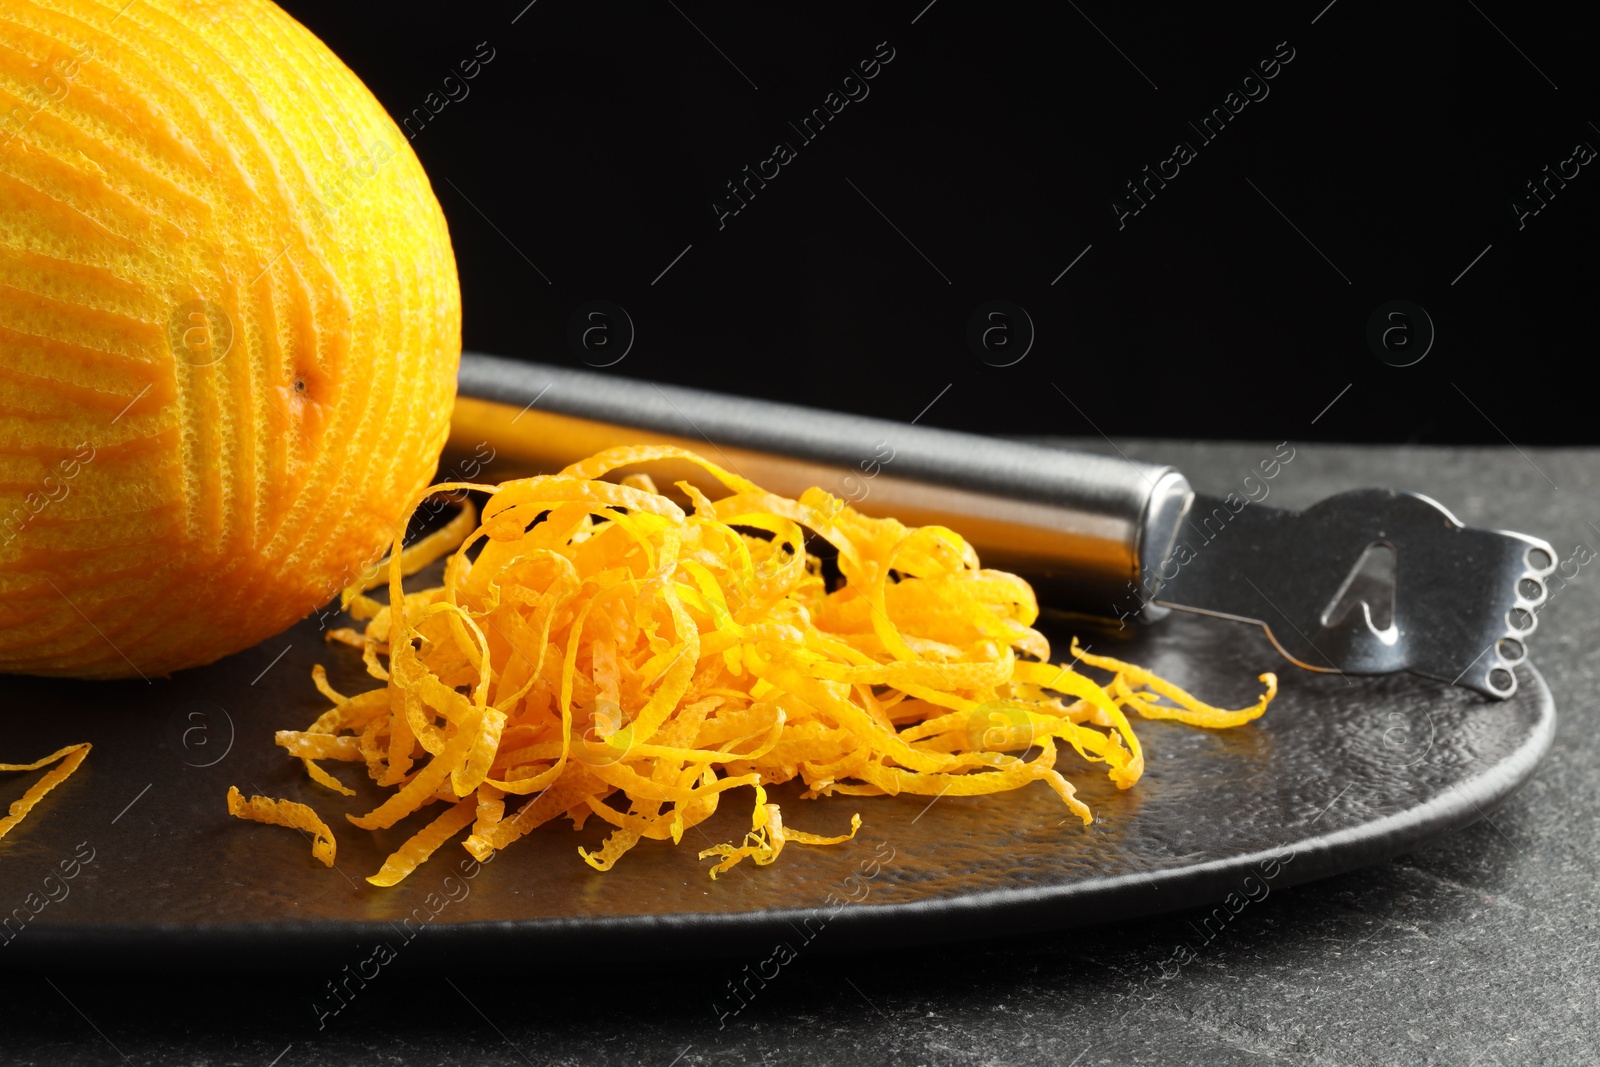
<box><xmin>0</xmin><ymin>609</ymin><xmax>1553</xmax><ymax>969</ymax></box>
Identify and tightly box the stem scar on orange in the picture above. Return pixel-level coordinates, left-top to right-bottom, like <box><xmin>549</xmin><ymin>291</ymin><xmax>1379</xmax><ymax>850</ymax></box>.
<box><xmin>0</xmin><ymin>0</ymin><xmax>461</xmax><ymax>678</ymax></box>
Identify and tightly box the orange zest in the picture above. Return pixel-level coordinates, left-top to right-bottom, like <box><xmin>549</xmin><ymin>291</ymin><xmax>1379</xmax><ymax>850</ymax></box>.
<box><xmin>0</xmin><ymin>743</ymin><xmax>91</xmax><ymax>842</ymax></box>
<box><xmin>225</xmin><ymin>786</ymin><xmax>337</xmax><ymax>868</ymax></box>
<box><xmin>253</xmin><ymin>445</ymin><xmax>1276</xmax><ymax>885</ymax></box>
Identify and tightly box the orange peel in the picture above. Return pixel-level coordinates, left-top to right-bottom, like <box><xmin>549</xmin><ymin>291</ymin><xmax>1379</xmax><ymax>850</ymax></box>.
<box><xmin>249</xmin><ymin>445</ymin><xmax>1277</xmax><ymax>884</ymax></box>
<box><xmin>0</xmin><ymin>743</ymin><xmax>90</xmax><ymax>843</ymax></box>
<box><xmin>225</xmin><ymin>786</ymin><xmax>337</xmax><ymax>868</ymax></box>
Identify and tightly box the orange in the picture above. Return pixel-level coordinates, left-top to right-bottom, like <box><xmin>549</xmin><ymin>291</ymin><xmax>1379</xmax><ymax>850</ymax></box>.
<box><xmin>0</xmin><ymin>0</ymin><xmax>461</xmax><ymax>678</ymax></box>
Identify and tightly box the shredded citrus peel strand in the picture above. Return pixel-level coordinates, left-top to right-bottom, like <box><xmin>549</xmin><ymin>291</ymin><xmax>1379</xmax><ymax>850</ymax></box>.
<box><xmin>236</xmin><ymin>445</ymin><xmax>1276</xmax><ymax>884</ymax></box>
<box><xmin>225</xmin><ymin>786</ymin><xmax>337</xmax><ymax>868</ymax></box>
<box><xmin>1</xmin><ymin>743</ymin><xmax>91</xmax><ymax>843</ymax></box>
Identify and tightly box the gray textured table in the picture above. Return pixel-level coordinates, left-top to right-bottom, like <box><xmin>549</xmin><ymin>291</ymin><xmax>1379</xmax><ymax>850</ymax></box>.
<box><xmin>2</xmin><ymin>440</ymin><xmax>1594</xmax><ymax>1067</ymax></box>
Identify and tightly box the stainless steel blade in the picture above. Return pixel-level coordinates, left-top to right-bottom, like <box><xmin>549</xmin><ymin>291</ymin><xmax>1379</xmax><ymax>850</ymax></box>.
<box><xmin>1151</xmin><ymin>491</ymin><xmax>1555</xmax><ymax>699</ymax></box>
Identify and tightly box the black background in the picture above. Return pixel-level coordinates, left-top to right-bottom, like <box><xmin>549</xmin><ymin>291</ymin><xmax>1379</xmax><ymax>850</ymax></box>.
<box><xmin>276</xmin><ymin>0</ymin><xmax>1596</xmax><ymax>444</ymax></box>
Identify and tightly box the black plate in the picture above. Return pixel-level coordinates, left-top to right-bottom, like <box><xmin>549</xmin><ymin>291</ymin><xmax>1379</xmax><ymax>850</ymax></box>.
<box><xmin>0</xmin><ymin>608</ymin><xmax>1553</xmax><ymax>970</ymax></box>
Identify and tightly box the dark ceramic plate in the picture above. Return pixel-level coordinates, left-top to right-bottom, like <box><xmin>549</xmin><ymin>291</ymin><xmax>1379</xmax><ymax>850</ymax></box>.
<box><xmin>0</xmin><ymin>607</ymin><xmax>1552</xmax><ymax>970</ymax></box>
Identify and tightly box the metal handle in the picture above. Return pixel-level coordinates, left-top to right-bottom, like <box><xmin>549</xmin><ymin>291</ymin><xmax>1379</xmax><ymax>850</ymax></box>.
<box><xmin>451</xmin><ymin>352</ymin><xmax>1192</xmax><ymax>616</ymax></box>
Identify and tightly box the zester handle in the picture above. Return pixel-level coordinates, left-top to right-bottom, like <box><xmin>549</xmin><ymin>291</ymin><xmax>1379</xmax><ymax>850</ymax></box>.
<box><xmin>452</xmin><ymin>352</ymin><xmax>1191</xmax><ymax>617</ymax></box>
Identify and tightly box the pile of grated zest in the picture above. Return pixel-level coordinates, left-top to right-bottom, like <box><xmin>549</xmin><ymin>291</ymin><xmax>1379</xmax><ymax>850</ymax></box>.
<box><xmin>234</xmin><ymin>445</ymin><xmax>1276</xmax><ymax>884</ymax></box>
